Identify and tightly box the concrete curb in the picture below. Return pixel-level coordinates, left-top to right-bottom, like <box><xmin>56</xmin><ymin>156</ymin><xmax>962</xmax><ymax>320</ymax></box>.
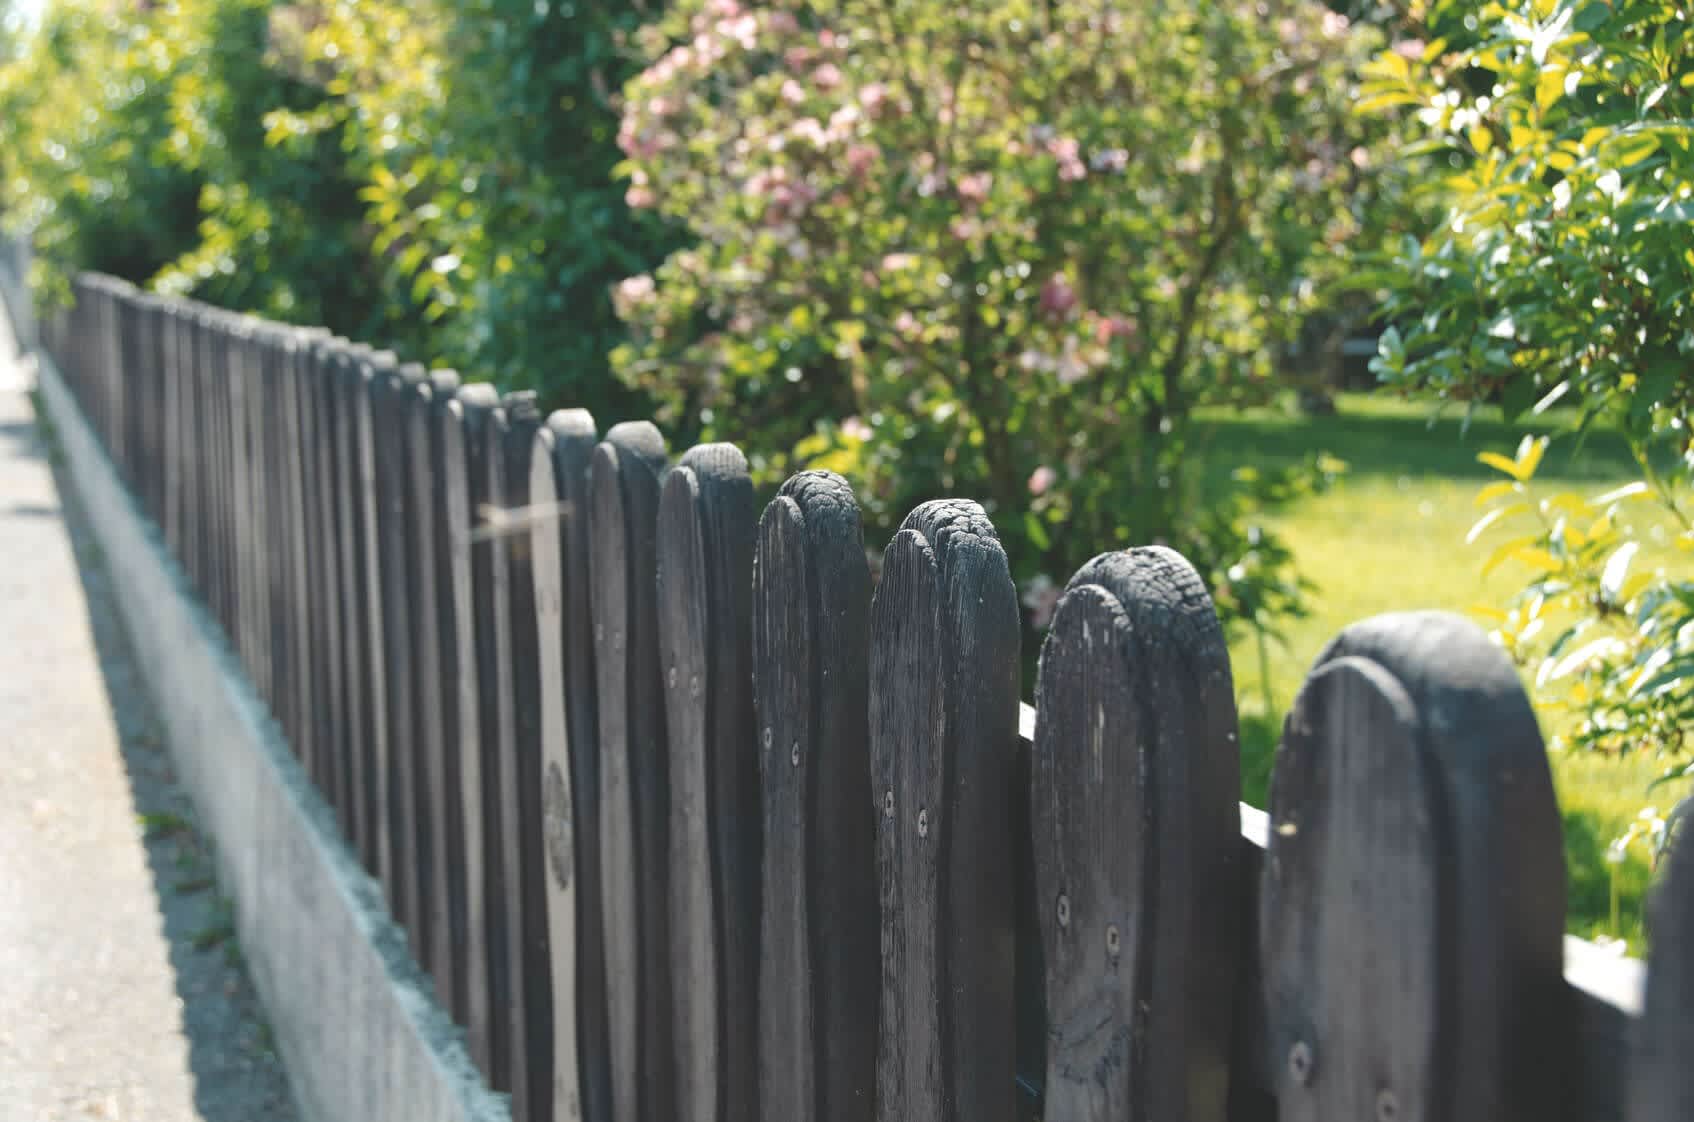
<box><xmin>33</xmin><ymin>344</ymin><xmax>508</xmax><ymax>1122</ymax></box>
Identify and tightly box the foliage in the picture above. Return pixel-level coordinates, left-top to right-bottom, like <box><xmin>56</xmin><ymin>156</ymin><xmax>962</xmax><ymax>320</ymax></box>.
<box><xmin>0</xmin><ymin>1</ymin><xmax>205</xmax><ymax>301</ymax></box>
<box><xmin>611</xmin><ymin>0</ymin><xmax>1397</xmax><ymax>633</ymax></box>
<box><xmin>265</xmin><ymin>0</ymin><xmax>675</xmax><ymax>406</ymax></box>
<box><xmin>1363</xmin><ymin>0</ymin><xmax>1694</xmax><ymax>876</ymax></box>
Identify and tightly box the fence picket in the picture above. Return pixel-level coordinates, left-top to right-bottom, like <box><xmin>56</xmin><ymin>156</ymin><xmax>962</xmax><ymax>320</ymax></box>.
<box><xmin>657</xmin><ymin>444</ymin><xmax>758</xmax><ymax>1122</ymax></box>
<box><xmin>1261</xmin><ymin>611</ymin><xmax>1568</xmax><ymax>1121</ymax></box>
<box><xmin>501</xmin><ymin>391</ymin><xmax>548</xmax><ymax>1122</ymax></box>
<box><xmin>590</xmin><ymin>421</ymin><xmax>673</xmax><ymax>1122</ymax></box>
<box><xmin>447</xmin><ymin>384</ymin><xmax>499</xmax><ymax>1073</ymax></box>
<box><xmin>870</xmin><ymin>500</ymin><xmax>1020</xmax><ymax>1122</ymax></box>
<box><xmin>1631</xmin><ymin>808</ymin><xmax>1694</xmax><ymax>1122</ymax></box>
<box><xmin>531</xmin><ymin>408</ymin><xmax>604</xmax><ymax>1122</ymax></box>
<box><xmin>753</xmin><ymin>471</ymin><xmax>877</xmax><ymax>1122</ymax></box>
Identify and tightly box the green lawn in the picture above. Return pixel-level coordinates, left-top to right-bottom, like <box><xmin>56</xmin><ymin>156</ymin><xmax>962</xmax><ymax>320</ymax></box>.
<box><xmin>1202</xmin><ymin>392</ymin><xmax>1688</xmax><ymax>947</ymax></box>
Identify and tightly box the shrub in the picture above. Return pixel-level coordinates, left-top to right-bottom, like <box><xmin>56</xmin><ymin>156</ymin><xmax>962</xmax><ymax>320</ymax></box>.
<box><xmin>1364</xmin><ymin>0</ymin><xmax>1693</xmax><ymax>865</ymax></box>
<box><xmin>612</xmin><ymin>0</ymin><xmax>1395</xmax><ymax>636</ymax></box>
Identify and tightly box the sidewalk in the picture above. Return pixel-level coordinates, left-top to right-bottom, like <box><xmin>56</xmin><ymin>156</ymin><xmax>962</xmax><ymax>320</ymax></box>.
<box><xmin>0</xmin><ymin>303</ymin><xmax>296</xmax><ymax>1120</ymax></box>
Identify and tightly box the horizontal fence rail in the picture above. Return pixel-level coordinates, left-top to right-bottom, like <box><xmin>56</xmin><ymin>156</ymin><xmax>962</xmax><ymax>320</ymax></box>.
<box><xmin>39</xmin><ymin>270</ymin><xmax>1681</xmax><ymax>1122</ymax></box>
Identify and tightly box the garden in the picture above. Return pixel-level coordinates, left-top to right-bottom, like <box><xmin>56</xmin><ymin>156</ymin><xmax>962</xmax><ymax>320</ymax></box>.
<box><xmin>1</xmin><ymin>0</ymin><xmax>1689</xmax><ymax>945</ymax></box>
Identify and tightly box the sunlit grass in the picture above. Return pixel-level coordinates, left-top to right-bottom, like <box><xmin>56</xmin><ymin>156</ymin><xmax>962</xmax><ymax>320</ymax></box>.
<box><xmin>1206</xmin><ymin>392</ymin><xmax>1690</xmax><ymax>947</ymax></box>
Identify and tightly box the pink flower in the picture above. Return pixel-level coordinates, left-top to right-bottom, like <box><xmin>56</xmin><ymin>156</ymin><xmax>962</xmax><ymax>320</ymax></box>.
<box><xmin>881</xmin><ymin>253</ymin><xmax>918</xmax><ymax>272</ymax></box>
<box><xmin>950</xmin><ymin>217</ymin><xmax>982</xmax><ymax>241</ymax></box>
<box><xmin>1028</xmin><ymin>466</ymin><xmax>1057</xmax><ymax>495</ymax></box>
<box><xmin>706</xmin><ymin>0</ymin><xmax>740</xmax><ymax>17</ymax></box>
<box><xmin>846</xmin><ymin>143</ymin><xmax>879</xmax><ymax>176</ymax></box>
<box><xmin>956</xmin><ymin>171</ymin><xmax>992</xmax><ymax>205</ymax></box>
<box><xmin>1095</xmin><ymin>315</ymin><xmax>1137</xmax><ymax>344</ymax></box>
<box><xmin>1038</xmin><ymin>274</ymin><xmax>1077</xmax><ymax>319</ymax></box>
<box><xmin>782</xmin><ymin>78</ymin><xmax>806</xmax><ymax>104</ymax></box>
<box><xmin>858</xmin><ymin>83</ymin><xmax>888</xmax><ymax>114</ymax></box>
<box><xmin>1393</xmin><ymin>38</ymin><xmax>1425</xmax><ymax>59</ymax></box>
<box><xmin>894</xmin><ymin>311</ymin><xmax>919</xmax><ymax>336</ymax></box>
<box><xmin>813</xmin><ymin>62</ymin><xmax>843</xmax><ymax>89</ymax></box>
<box><xmin>766</xmin><ymin>10</ymin><xmax>798</xmax><ymax>33</ymax></box>
<box><xmin>625</xmin><ymin>185</ymin><xmax>656</xmax><ymax>209</ymax></box>
<box><xmin>1321</xmin><ymin>10</ymin><xmax>1350</xmax><ymax>36</ymax></box>
<box><xmin>612</xmin><ymin>274</ymin><xmax>656</xmax><ymax>317</ymax></box>
<box><xmin>783</xmin><ymin>46</ymin><xmax>814</xmax><ymax>69</ymax></box>
<box><xmin>818</xmin><ymin>29</ymin><xmax>838</xmax><ymax>48</ymax></box>
<box><xmin>841</xmin><ymin>416</ymin><xmax>873</xmax><ymax>442</ymax></box>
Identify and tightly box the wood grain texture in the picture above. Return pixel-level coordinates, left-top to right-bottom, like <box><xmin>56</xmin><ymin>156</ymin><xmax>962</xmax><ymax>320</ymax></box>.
<box><xmin>1030</xmin><ymin>583</ymin><xmax>1144</xmax><ymax>1122</ymax></box>
<box><xmin>467</xmin><ymin>386</ymin><xmax>516</xmax><ymax>1094</ymax></box>
<box><xmin>1261</xmin><ymin>656</ymin><xmax>1437</xmax><ymax>1122</ymax></box>
<box><xmin>870</xmin><ymin>499</ymin><xmax>1021</xmax><ymax>1122</ymax></box>
<box><xmin>538</xmin><ymin>409</ymin><xmax>607</xmax><ymax>1122</ymax></box>
<box><xmin>657</xmin><ymin>444</ymin><xmax>758</xmax><ymax>1122</ymax></box>
<box><xmin>446</xmin><ymin>385</ymin><xmax>497</xmax><ymax>1073</ymax></box>
<box><xmin>501</xmin><ymin>391</ymin><xmax>548</xmax><ymax>1122</ymax></box>
<box><xmin>754</xmin><ymin>471</ymin><xmax>877</xmax><ymax>1122</ymax></box>
<box><xmin>1274</xmin><ymin>610</ymin><xmax>1568</xmax><ymax>1122</ymax></box>
<box><xmin>589</xmin><ymin>421</ymin><xmax>672</xmax><ymax>1122</ymax></box>
<box><xmin>405</xmin><ymin>374</ymin><xmax>448</xmax><ymax>1011</ymax></box>
<box><xmin>1050</xmin><ymin>548</ymin><xmax>1241</xmax><ymax>1122</ymax></box>
<box><xmin>1630</xmin><ymin>809</ymin><xmax>1694</xmax><ymax>1122</ymax></box>
<box><xmin>531</xmin><ymin>415</ymin><xmax>584</xmax><ymax>1121</ymax></box>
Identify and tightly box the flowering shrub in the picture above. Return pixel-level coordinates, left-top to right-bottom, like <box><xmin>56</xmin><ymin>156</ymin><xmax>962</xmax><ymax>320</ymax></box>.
<box><xmin>612</xmin><ymin>0</ymin><xmax>1395</xmax><ymax>631</ymax></box>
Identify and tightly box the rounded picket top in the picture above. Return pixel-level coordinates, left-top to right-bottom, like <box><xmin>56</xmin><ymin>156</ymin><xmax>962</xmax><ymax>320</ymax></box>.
<box><xmin>1263</xmin><ymin>610</ymin><xmax>1566</xmax><ymax>1122</ymax></box>
<box><xmin>1030</xmin><ymin>545</ymin><xmax>1241</xmax><ymax>1122</ymax></box>
<box><xmin>656</xmin><ymin>442</ymin><xmax>758</xmax><ymax>1122</ymax></box>
<box><xmin>870</xmin><ymin>498</ymin><xmax>1020</xmax><ymax>1122</ymax></box>
<box><xmin>589</xmin><ymin>419</ymin><xmax>672</xmax><ymax>1122</ymax></box>
<box><xmin>753</xmin><ymin>469</ymin><xmax>876</xmax><ymax>1122</ymax></box>
<box><xmin>1260</xmin><ymin>656</ymin><xmax>1438</xmax><ymax>1122</ymax></box>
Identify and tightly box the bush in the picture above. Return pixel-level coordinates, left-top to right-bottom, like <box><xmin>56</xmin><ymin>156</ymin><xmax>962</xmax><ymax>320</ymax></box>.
<box><xmin>1364</xmin><ymin>0</ymin><xmax>1694</xmax><ymax>864</ymax></box>
<box><xmin>612</xmin><ymin>0</ymin><xmax>1395</xmax><ymax>637</ymax></box>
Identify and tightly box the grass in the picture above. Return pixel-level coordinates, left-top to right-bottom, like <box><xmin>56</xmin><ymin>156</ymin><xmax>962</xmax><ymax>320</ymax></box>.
<box><xmin>1200</xmin><ymin>392</ymin><xmax>1688</xmax><ymax>948</ymax></box>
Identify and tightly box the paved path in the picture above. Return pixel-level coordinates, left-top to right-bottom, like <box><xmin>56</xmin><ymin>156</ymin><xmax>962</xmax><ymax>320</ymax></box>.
<box><xmin>0</xmin><ymin>305</ymin><xmax>297</xmax><ymax>1120</ymax></box>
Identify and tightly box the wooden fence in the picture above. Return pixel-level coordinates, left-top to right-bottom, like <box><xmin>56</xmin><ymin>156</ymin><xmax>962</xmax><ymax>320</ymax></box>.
<box><xmin>41</xmin><ymin>271</ymin><xmax>1694</xmax><ymax>1122</ymax></box>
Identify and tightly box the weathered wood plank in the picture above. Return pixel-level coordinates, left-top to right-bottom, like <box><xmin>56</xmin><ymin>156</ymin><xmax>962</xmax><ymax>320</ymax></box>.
<box><xmin>501</xmin><ymin>390</ymin><xmax>547</xmax><ymax>1122</ymax></box>
<box><xmin>590</xmin><ymin>422</ymin><xmax>672</xmax><ymax>1122</ymax></box>
<box><xmin>406</xmin><ymin>373</ymin><xmax>448</xmax><ymax>1010</ymax></box>
<box><xmin>357</xmin><ymin>352</ymin><xmax>398</xmax><ymax>884</ymax></box>
<box><xmin>329</xmin><ymin>344</ymin><xmax>365</xmax><ymax>849</ymax></box>
<box><xmin>754</xmin><ymin>471</ymin><xmax>877</xmax><ymax>1122</ymax></box>
<box><xmin>465</xmin><ymin>384</ymin><xmax>515</xmax><ymax>1092</ymax></box>
<box><xmin>657</xmin><ymin>444</ymin><xmax>758</xmax><ymax>1122</ymax></box>
<box><xmin>1630</xmin><ymin>808</ymin><xmax>1694</xmax><ymax>1122</ymax></box>
<box><xmin>870</xmin><ymin>499</ymin><xmax>1020</xmax><ymax>1122</ymax></box>
<box><xmin>1261</xmin><ymin>611</ymin><xmax>1568</xmax><ymax>1121</ymax></box>
<box><xmin>1032</xmin><ymin>548</ymin><xmax>1241</xmax><ymax>1122</ymax></box>
<box><xmin>446</xmin><ymin>385</ymin><xmax>497</xmax><ymax>1072</ymax></box>
<box><xmin>535</xmin><ymin>409</ymin><xmax>606</xmax><ymax>1122</ymax></box>
<box><xmin>1261</xmin><ymin>656</ymin><xmax>1436</xmax><ymax>1122</ymax></box>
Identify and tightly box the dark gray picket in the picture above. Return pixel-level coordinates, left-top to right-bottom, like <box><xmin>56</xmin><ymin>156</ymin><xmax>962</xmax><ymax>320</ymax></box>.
<box><xmin>446</xmin><ymin>385</ymin><xmax>497</xmax><ymax>1073</ymax></box>
<box><xmin>1631</xmin><ymin>807</ymin><xmax>1694</xmax><ymax>1122</ymax></box>
<box><xmin>1261</xmin><ymin>611</ymin><xmax>1567</xmax><ymax>1122</ymax></box>
<box><xmin>870</xmin><ymin>500</ymin><xmax>1020</xmax><ymax>1122</ymax></box>
<box><xmin>753</xmin><ymin>471</ymin><xmax>877</xmax><ymax>1122</ymax></box>
<box><xmin>589</xmin><ymin>421</ymin><xmax>672</xmax><ymax>1122</ymax></box>
<box><xmin>500</xmin><ymin>390</ymin><xmax>547</xmax><ymax>1122</ymax></box>
<box><xmin>657</xmin><ymin>444</ymin><xmax>758</xmax><ymax>1122</ymax></box>
<box><xmin>1032</xmin><ymin>548</ymin><xmax>1242</xmax><ymax>1122</ymax></box>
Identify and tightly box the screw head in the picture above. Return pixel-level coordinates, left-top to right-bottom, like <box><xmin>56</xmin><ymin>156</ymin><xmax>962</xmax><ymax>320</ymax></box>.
<box><xmin>1287</xmin><ymin>1042</ymin><xmax>1313</xmax><ymax>1086</ymax></box>
<box><xmin>1105</xmin><ymin>923</ymin><xmax>1121</xmax><ymax>958</ymax></box>
<box><xmin>916</xmin><ymin>808</ymin><xmax>929</xmax><ymax>837</ymax></box>
<box><xmin>667</xmin><ymin>666</ymin><xmax>678</xmax><ymax>689</ymax></box>
<box><xmin>1376</xmin><ymin>1089</ymin><xmax>1398</xmax><ymax>1122</ymax></box>
<box><xmin>883</xmin><ymin>789</ymin><xmax>895</xmax><ymax>818</ymax></box>
<box><xmin>789</xmin><ymin>741</ymin><xmax>800</xmax><ymax>767</ymax></box>
<box><xmin>762</xmin><ymin>727</ymin><xmax>773</xmax><ymax>751</ymax></box>
<box><xmin>1056</xmin><ymin>893</ymin><xmax>1071</xmax><ymax>928</ymax></box>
